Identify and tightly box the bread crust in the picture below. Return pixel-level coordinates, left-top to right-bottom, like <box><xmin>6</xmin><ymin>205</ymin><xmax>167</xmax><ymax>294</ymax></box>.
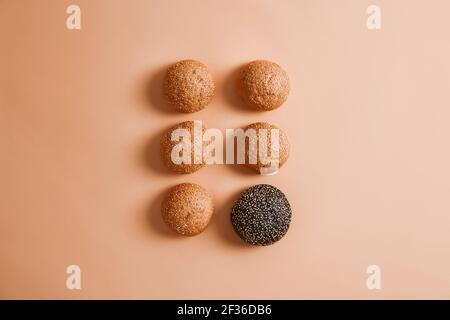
<box><xmin>238</xmin><ymin>60</ymin><xmax>290</xmax><ymax>111</ymax></box>
<box><xmin>161</xmin><ymin>183</ymin><xmax>214</xmax><ymax>236</ymax></box>
<box><xmin>164</xmin><ymin>60</ymin><xmax>215</xmax><ymax>113</ymax></box>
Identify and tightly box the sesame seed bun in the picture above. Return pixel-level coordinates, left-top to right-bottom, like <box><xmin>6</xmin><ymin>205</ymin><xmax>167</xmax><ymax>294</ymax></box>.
<box><xmin>231</xmin><ymin>184</ymin><xmax>291</xmax><ymax>245</ymax></box>
<box><xmin>238</xmin><ymin>60</ymin><xmax>290</xmax><ymax>111</ymax></box>
<box><xmin>163</xmin><ymin>60</ymin><xmax>215</xmax><ymax>113</ymax></box>
<box><xmin>161</xmin><ymin>183</ymin><xmax>214</xmax><ymax>236</ymax></box>
<box><xmin>160</xmin><ymin>121</ymin><xmax>206</xmax><ymax>174</ymax></box>
<box><xmin>243</xmin><ymin>122</ymin><xmax>290</xmax><ymax>174</ymax></box>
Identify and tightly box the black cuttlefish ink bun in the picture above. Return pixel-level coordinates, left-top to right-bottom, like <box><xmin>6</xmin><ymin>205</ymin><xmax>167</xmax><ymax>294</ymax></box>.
<box><xmin>231</xmin><ymin>184</ymin><xmax>292</xmax><ymax>246</ymax></box>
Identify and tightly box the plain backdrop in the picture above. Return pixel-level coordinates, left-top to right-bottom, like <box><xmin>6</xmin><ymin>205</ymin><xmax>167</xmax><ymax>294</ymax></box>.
<box><xmin>1</xmin><ymin>0</ymin><xmax>450</xmax><ymax>299</ymax></box>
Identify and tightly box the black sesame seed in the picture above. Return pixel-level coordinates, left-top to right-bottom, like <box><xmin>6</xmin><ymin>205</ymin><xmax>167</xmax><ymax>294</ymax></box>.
<box><xmin>231</xmin><ymin>184</ymin><xmax>292</xmax><ymax>246</ymax></box>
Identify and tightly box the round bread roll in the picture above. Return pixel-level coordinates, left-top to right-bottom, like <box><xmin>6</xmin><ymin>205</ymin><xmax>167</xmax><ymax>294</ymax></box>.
<box><xmin>243</xmin><ymin>122</ymin><xmax>290</xmax><ymax>175</ymax></box>
<box><xmin>160</xmin><ymin>121</ymin><xmax>206</xmax><ymax>174</ymax></box>
<box><xmin>163</xmin><ymin>60</ymin><xmax>215</xmax><ymax>113</ymax></box>
<box><xmin>161</xmin><ymin>183</ymin><xmax>214</xmax><ymax>236</ymax></box>
<box><xmin>231</xmin><ymin>184</ymin><xmax>292</xmax><ymax>246</ymax></box>
<box><xmin>238</xmin><ymin>60</ymin><xmax>290</xmax><ymax>111</ymax></box>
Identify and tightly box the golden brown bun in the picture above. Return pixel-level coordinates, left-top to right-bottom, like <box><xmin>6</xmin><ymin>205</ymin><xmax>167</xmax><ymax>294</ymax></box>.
<box><xmin>160</xmin><ymin>121</ymin><xmax>206</xmax><ymax>174</ymax></box>
<box><xmin>161</xmin><ymin>183</ymin><xmax>214</xmax><ymax>236</ymax></box>
<box><xmin>238</xmin><ymin>60</ymin><xmax>290</xmax><ymax>111</ymax></box>
<box><xmin>243</xmin><ymin>122</ymin><xmax>290</xmax><ymax>174</ymax></box>
<box><xmin>163</xmin><ymin>60</ymin><xmax>215</xmax><ymax>113</ymax></box>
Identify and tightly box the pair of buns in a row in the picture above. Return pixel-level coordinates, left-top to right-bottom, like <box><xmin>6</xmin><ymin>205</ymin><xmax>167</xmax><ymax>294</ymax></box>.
<box><xmin>160</xmin><ymin>121</ymin><xmax>290</xmax><ymax>174</ymax></box>
<box><xmin>164</xmin><ymin>59</ymin><xmax>290</xmax><ymax>113</ymax></box>
<box><xmin>162</xmin><ymin>182</ymin><xmax>291</xmax><ymax>246</ymax></box>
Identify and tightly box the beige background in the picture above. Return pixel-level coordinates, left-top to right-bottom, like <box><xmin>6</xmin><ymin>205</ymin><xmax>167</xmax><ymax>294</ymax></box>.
<box><xmin>1</xmin><ymin>0</ymin><xmax>450</xmax><ymax>299</ymax></box>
